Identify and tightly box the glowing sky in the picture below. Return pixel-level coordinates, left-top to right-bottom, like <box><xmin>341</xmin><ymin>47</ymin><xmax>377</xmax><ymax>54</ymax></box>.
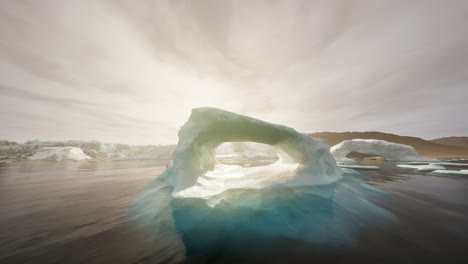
<box><xmin>1</xmin><ymin>0</ymin><xmax>467</xmax><ymax>144</ymax></box>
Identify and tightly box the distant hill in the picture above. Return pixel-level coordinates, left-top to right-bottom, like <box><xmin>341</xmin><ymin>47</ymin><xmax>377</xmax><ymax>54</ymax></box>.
<box><xmin>308</xmin><ymin>131</ymin><xmax>468</xmax><ymax>158</ymax></box>
<box><xmin>431</xmin><ymin>137</ymin><xmax>468</xmax><ymax>148</ymax></box>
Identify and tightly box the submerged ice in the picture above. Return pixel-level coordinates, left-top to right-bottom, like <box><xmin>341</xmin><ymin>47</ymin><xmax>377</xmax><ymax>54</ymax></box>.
<box><xmin>128</xmin><ymin>108</ymin><xmax>396</xmax><ymax>258</ymax></box>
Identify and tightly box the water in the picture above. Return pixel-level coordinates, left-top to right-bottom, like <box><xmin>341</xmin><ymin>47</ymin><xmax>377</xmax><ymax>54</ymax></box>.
<box><xmin>1</xmin><ymin>159</ymin><xmax>468</xmax><ymax>263</ymax></box>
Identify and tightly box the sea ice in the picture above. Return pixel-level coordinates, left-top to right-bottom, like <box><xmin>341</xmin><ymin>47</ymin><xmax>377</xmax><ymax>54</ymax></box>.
<box><xmin>338</xmin><ymin>165</ymin><xmax>381</xmax><ymax>170</ymax></box>
<box><xmin>431</xmin><ymin>162</ymin><xmax>468</xmax><ymax>167</ymax></box>
<box><xmin>397</xmin><ymin>164</ymin><xmax>446</xmax><ymax>171</ymax></box>
<box><xmin>28</xmin><ymin>147</ymin><xmax>91</xmax><ymax>161</ymax></box>
<box><xmin>429</xmin><ymin>170</ymin><xmax>468</xmax><ymax>176</ymax></box>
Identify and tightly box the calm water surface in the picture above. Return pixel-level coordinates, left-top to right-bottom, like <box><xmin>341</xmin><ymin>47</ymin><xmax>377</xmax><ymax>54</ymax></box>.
<box><xmin>0</xmin><ymin>159</ymin><xmax>467</xmax><ymax>263</ymax></box>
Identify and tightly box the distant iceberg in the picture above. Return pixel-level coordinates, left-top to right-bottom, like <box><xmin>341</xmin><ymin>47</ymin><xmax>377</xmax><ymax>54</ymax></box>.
<box><xmin>29</xmin><ymin>147</ymin><xmax>91</xmax><ymax>161</ymax></box>
<box><xmin>331</xmin><ymin>139</ymin><xmax>429</xmax><ymax>162</ymax></box>
<box><xmin>0</xmin><ymin>139</ymin><xmax>174</xmax><ymax>161</ymax></box>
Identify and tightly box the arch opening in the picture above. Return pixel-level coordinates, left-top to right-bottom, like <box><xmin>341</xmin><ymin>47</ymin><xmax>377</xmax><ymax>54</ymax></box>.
<box><xmin>215</xmin><ymin>141</ymin><xmax>279</xmax><ymax>167</ymax></box>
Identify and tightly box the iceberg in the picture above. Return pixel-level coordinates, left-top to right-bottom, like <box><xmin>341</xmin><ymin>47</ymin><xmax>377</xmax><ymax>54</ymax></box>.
<box><xmin>128</xmin><ymin>108</ymin><xmax>395</xmax><ymax>258</ymax></box>
<box><xmin>159</xmin><ymin>107</ymin><xmax>342</xmax><ymax>194</ymax></box>
<box><xmin>331</xmin><ymin>139</ymin><xmax>429</xmax><ymax>162</ymax></box>
<box><xmin>0</xmin><ymin>139</ymin><xmax>173</xmax><ymax>161</ymax></box>
<box><xmin>28</xmin><ymin>147</ymin><xmax>91</xmax><ymax>161</ymax></box>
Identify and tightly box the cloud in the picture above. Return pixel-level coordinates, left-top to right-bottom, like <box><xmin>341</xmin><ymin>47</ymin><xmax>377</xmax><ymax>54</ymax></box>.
<box><xmin>1</xmin><ymin>0</ymin><xmax>467</xmax><ymax>144</ymax></box>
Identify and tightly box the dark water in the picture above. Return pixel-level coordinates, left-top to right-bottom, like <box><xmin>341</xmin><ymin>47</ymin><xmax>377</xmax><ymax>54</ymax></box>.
<box><xmin>1</xmin><ymin>159</ymin><xmax>468</xmax><ymax>263</ymax></box>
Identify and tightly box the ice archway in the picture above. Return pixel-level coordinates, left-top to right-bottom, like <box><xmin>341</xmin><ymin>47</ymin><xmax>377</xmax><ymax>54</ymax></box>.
<box><xmin>160</xmin><ymin>107</ymin><xmax>342</xmax><ymax>195</ymax></box>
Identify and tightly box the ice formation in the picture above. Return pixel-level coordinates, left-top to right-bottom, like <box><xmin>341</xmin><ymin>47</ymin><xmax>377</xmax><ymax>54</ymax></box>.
<box><xmin>338</xmin><ymin>165</ymin><xmax>381</xmax><ymax>170</ymax></box>
<box><xmin>159</xmin><ymin>107</ymin><xmax>342</xmax><ymax>194</ymax></box>
<box><xmin>331</xmin><ymin>139</ymin><xmax>429</xmax><ymax>162</ymax></box>
<box><xmin>429</xmin><ymin>169</ymin><xmax>468</xmax><ymax>176</ymax></box>
<box><xmin>432</xmin><ymin>162</ymin><xmax>468</xmax><ymax>167</ymax></box>
<box><xmin>397</xmin><ymin>164</ymin><xmax>446</xmax><ymax>171</ymax></box>
<box><xmin>28</xmin><ymin>147</ymin><xmax>91</xmax><ymax>161</ymax></box>
<box><xmin>0</xmin><ymin>140</ymin><xmax>173</xmax><ymax>161</ymax></box>
<box><xmin>128</xmin><ymin>108</ymin><xmax>395</xmax><ymax>257</ymax></box>
<box><xmin>407</xmin><ymin>161</ymin><xmax>468</xmax><ymax>167</ymax></box>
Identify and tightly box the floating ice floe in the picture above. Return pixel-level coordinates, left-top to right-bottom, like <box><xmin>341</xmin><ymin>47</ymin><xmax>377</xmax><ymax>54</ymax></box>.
<box><xmin>397</xmin><ymin>164</ymin><xmax>446</xmax><ymax>171</ymax></box>
<box><xmin>407</xmin><ymin>161</ymin><xmax>468</xmax><ymax>167</ymax></box>
<box><xmin>28</xmin><ymin>147</ymin><xmax>91</xmax><ymax>161</ymax></box>
<box><xmin>338</xmin><ymin>165</ymin><xmax>381</xmax><ymax>170</ymax></box>
<box><xmin>432</xmin><ymin>162</ymin><xmax>468</xmax><ymax>167</ymax></box>
<box><xmin>429</xmin><ymin>170</ymin><xmax>468</xmax><ymax>176</ymax></box>
<box><xmin>331</xmin><ymin>139</ymin><xmax>429</xmax><ymax>162</ymax></box>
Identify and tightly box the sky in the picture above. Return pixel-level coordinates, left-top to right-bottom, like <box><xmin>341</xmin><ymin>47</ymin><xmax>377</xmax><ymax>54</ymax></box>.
<box><xmin>0</xmin><ymin>0</ymin><xmax>467</xmax><ymax>145</ymax></box>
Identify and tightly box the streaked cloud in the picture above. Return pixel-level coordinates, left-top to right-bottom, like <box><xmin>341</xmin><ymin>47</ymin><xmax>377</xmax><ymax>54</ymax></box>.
<box><xmin>1</xmin><ymin>0</ymin><xmax>467</xmax><ymax>144</ymax></box>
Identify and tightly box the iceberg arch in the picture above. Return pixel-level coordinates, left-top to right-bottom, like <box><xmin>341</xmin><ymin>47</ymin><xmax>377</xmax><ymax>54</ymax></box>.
<box><xmin>331</xmin><ymin>139</ymin><xmax>428</xmax><ymax>162</ymax></box>
<box><xmin>128</xmin><ymin>108</ymin><xmax>396</xmax><ymax>258</ymax></box>
<box><xmin>160</xmin><ymin>107</ymin><xmax>342</xmax><ymax>194</ymax></box>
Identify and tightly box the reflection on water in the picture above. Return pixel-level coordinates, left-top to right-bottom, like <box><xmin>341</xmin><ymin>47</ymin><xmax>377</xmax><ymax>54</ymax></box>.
<box><xmin>1</xmin><ymin>159</ymin><xmax>468</xmax><ymax>263</ymax></box>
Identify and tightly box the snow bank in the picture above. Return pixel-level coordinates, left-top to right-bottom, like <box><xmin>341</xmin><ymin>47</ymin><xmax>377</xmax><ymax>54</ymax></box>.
<box><xmin>331</xmin><ymin>139</ymin><xmax>428</xmax><ymax>162</ymax></box>
<box><xmin>29</xmin><ymin>147</ymin><xmax>91</xmax><ymax>161</ymax></box>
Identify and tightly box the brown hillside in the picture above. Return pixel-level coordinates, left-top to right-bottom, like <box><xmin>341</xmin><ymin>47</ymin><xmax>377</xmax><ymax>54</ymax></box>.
<box><xmin>308</xmin><ymin>131</ymin><xmax>468</xmax><ymax>158</ymax></box>
<box><xmin>431</xmin><ymin>137</ymin><xmax>468</xmax><ymax>148</ymax></box>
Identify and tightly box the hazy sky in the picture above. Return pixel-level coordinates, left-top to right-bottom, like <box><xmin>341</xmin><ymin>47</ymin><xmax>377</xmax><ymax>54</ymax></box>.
<box><xmin>1</xmin><ymin>0</ymin><xmax>467</xmax><ymax>145</ymax></box>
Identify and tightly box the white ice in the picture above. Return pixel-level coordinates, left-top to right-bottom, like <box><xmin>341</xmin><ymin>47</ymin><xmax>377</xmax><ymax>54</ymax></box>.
<box><xmin>0</xmin><ymin>139</ymin><xmax>174</xmax><ymax>161</ymax></box>
<box><xmin>407</xmin><ymin>161</ymin><xmax>468</xmax><ymax>167</ymax></box>
<box><xmin>430</xmin><ymin>169</ymin><xmax>468</xmax><ymax>176</ymax></box>
<box><xmin>28</xmin><ymin>147</ymin><xmax>91</xmax><ymax>161</ymax></box>
<box><xmin>397</xmin><ymin>164</ymin><xmax>446</xmax><ymax>171</ymax></box>
<box><xmin>331</xmin><ymin>139</ymin><xmax>430</xmax><ymax>162</ymax></box>
<box><xmin>159</xmin><ymin>107</ymin><xmax>343</xmax><ymax>196</ymax></box>
<box><xmin>338</xmin><ymin>165</ymin><xmax>380</xmax><ymax>170</ymax></box>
